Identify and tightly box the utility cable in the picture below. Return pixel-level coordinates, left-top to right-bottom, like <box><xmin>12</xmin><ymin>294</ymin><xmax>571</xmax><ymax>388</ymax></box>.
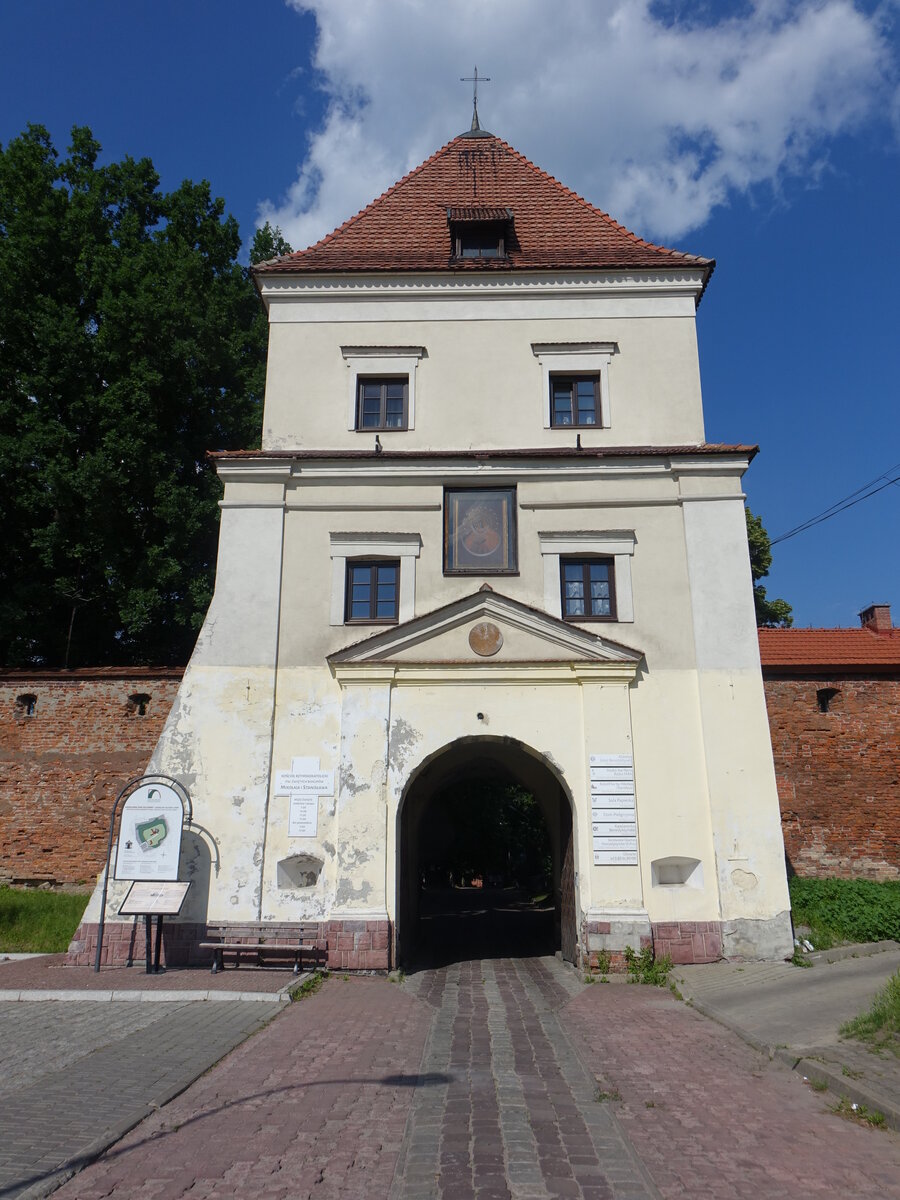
<box><xmin>771</xmin><ymin>462</ymin><xmax>900</xmax><ymax>545</ymax></box>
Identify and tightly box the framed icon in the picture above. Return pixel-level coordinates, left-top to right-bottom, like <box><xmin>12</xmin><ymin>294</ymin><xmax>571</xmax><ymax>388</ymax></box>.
<box><xmin>444</xmin><ymin>488</ymin><xmax>517</xmax><ymax>574</ymax></box>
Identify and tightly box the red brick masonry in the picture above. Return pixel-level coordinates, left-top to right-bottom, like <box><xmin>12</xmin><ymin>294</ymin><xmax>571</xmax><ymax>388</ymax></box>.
<box><xmin>67</xmin><ymin>918</ymin><xmax>390</xmax><ymax>971</ymax></box>
<box><xmin>0</xmin><ymin>668</ymin><xmax>183</xmax><ymax>885</ymax></box>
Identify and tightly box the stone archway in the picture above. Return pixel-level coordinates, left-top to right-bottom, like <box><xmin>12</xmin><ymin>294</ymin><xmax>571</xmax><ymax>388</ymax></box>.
<box><xmin>396</xmin><ymin>736</ymin><xmax>577</xmax><ymax>968</ymax></box>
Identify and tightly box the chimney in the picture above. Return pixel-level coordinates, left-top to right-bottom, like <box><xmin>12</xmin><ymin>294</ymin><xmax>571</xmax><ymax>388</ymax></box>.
<box><xmin>859</xmin><ymin>604</ymin><xmax>892</xmax><ymax>634</ymax></box>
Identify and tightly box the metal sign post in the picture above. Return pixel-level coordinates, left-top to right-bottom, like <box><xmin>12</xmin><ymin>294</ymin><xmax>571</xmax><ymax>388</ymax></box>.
<box><xmin>94</xmin><ymin>775</ymin><xmax>192</xmax><ymax>973</ymax></box>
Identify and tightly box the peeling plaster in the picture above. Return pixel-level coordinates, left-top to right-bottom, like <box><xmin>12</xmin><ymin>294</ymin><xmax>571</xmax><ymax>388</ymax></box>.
<box><xmin>322</xmin><ymin>841</ymin><xmax>336</xmax><ymax>857</ymax></box>
<box><xmin>389</xmin><ymin>718</ymin><xmax>422</xmax><ymax>772</ymax></box>
<box><xmin>336</xmin><ymin>877</ymin><xmax>373</xmax><ymax>906</ymax></box>
<box><xmin>339</xmin><ymin>766</ymin><xmax>370</xmax><ymax>797</ymax></box>
<box><xmin>339</xmin><ymin>846</ymin><xmax>373</xmax><ymax>870</ymax></box>
<box><xmin>540</xmin><ymin>750</ymin><xmax>565</xmax><ymax>775</ymax></box>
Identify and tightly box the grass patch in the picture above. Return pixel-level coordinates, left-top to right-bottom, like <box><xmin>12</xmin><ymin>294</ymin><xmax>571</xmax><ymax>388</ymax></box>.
<box><xmin>840</xmin><ymin>969</ymin><xmax>900</xmax><ymax>1056</ymax></box>
<box><xmin>789</xmin><ymin>877</ymin><xmax>900</xmax><ymax>949</ymax></box>
<box><xmin>0</xmin><ymin>886</ymin><xmax>89</xmax><ymax>953</ymax></box>
<box><xmin>288</xmin><ymin>969</ymin><xmax>328</xmax><ymax>1002</ymax></box>
<box><xmin>830</xmin><ymin>1097</ymin><xmax>886</xmax><ymax>1127</ymax></box>
<box><xmin>624</xmin><ymin>944</ymin><xmax>673</xmax><ymax>987</ymax></box>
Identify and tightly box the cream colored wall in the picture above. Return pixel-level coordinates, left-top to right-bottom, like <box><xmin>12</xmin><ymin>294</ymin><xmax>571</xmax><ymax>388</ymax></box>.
<box><xmin>272</xmin><ymin>464</ymin><xmax>745</xmax><ymax>673</ymax></box>
<box><xmin>262</xmin><ymin>309</ymin><xmax>705</xmax><ymax>451</ymax></box>
<box><xmin>253</xmin><ymin>663</ymin><xmax>729</xmax><ymax>932</ymax></box>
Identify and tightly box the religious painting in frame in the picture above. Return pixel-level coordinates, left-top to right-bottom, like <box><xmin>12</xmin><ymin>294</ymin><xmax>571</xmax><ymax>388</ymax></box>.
<box><xmin>444</xmin><ymin>487</ymin><xmax>517</xmax><ymax>574</ymax></box>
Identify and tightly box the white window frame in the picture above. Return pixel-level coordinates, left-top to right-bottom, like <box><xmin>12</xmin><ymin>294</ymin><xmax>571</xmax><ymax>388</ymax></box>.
<box><xmin>330</xmin><ymin>533</ymin><xmax>422</xmax><ymax>626</ymax></box>
<box><xmin>539</xmin><ymin>531</ymin><xmax>635</xmax><ymax>623</ymax></box>
<box><xmin>341</xmin><ymin>346</ymin><xmax>425</xmax><ymax>433</ymax></box>
<box><xmin>531</xmin><ymin>342</ymin><xmax>617</xmax><ymax>430</ymax></box>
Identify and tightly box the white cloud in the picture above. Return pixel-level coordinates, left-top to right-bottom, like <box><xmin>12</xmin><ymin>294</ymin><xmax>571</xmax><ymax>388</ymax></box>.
<box><xmin>259</xmin><ymin>0</ymin><xmax>896</xmax><ymax>249</ymax></box>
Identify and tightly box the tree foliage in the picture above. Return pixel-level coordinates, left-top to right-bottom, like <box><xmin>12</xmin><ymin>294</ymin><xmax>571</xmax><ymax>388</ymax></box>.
<box><xmin>746</xmin><ymin>507</ymin><xmax>793</xmax><ymax>627</ymax></box>
<box><xmin>0</xmin><ymin>125</ymin><xmax>271</xmax><ymax>666</ymax></box>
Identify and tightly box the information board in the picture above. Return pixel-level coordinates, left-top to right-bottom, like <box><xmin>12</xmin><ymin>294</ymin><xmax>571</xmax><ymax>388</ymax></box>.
<box><xmin>590</xmin><ymin>754</ymin><xmax>638</xmax><ymax>865</ymax></box>
<box><xmin>118</xmin><ymin>880</ymin><xmax>191</xmax><ymax>916</ymax></box>
<box><xmin>274</xmin><ymin>756</ymin><xmax>333</xmax><ymax>838</ymax></box>
<box><xmin>114</xmin><ymin>782</ymin><xmax>186</xmax><ymax>881</ymax></box>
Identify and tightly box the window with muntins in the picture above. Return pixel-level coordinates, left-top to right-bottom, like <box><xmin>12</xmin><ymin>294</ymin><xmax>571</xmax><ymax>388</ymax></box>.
<box><xmin>551</xmin><ymin>376</ymin><xmax>599</xmax><ymax>427</ymax></box>
<box><xmin>560</xmin><ymin>557</ymin><xmax>616</xmax><ymax>620</ymax></box>
<box><xmin>356</xmin><ymin>377</ymin><xmax>408</xmax><ymax>430</ymax></box>
<box><xmin>345</xmin><ymin>560</ymin><xmax>400</xmax><ymax>622</ymax></box>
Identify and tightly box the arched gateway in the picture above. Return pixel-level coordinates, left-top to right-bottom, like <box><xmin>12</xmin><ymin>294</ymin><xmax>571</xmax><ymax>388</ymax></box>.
<box><xmin>396</xmin><ymin>737</ymin><xmax>577</xmax><ymax>968</ymax></box>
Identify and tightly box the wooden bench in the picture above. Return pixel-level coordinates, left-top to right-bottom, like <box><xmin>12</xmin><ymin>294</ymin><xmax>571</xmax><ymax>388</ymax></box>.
<box><xmin>199</xmin><ymin>923</ymin><xmax>322</xmax><ymax>974</ymax></box>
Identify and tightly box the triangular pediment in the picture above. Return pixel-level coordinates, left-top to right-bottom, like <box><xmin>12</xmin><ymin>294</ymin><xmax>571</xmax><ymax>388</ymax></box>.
<box><xmin>328</xmin><ymin>589</ymin><xmax>643</xmax><ymax>667</ymax></box>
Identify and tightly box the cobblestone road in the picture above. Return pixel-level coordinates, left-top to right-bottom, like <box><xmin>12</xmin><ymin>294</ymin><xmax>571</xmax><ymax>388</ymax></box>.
<box><xmin>12</xmin><ymin>959</ymin><xmax>900</xmax><ymax>1199</ymax></box>
<box><xmin>0</xmin><ymin>1000</ymin><xmax>274</xmax><ymax>1199</ymax></box>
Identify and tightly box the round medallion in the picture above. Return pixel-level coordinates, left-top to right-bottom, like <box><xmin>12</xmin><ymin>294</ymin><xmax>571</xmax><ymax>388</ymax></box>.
<box><xmin>468</xmin><ymin>621</ymin><xmax>503</xmax><ymax>657</ymax></box>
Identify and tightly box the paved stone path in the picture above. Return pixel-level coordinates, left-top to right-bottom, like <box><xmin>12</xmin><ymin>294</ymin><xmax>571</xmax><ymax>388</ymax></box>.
<box><xmin>54</xmin><ymin>978</ymin><xmax>432</xmax><ymax>1200</ymax></box>
<box><xmin>0</xmin><ymin>1000</ymin><xmax>274</xmax><ymax>1199</ymax></box>
<box><xmin>8</xmin><ymin>959</ymin><xmax>900</xmax><ymax>1199</ymax></box>
<box><xmin>562</xmin><ymin>979</ymin><xmax>900</xmax><ymax>1198</ymax></box>
<box><xmin>394</xmin><ymin>959</ymin><xmax>655</xmax><ymax>1199</ymax></box>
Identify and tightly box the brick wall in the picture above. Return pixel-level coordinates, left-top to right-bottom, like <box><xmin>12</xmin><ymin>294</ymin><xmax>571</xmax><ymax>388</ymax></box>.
<box><xmin>0</xmin><ymin>669</ymin><xmax>183</xmax><ymax>885</ymax></box>
<box><xmin>763</xmin><ymin>673</ymin><xmax>900</xmax><ymax>880</ymax></box>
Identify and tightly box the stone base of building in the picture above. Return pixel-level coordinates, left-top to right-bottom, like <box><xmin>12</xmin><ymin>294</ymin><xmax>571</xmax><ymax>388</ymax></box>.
<box><xmin>67</xmin><ymin>918</ymin><xmax>391</xmax><ymax>972</ymax></box>
<box><xmin>583</xmin><ymin>915</ymin><xmax>723</xmax><ymax>971</ymax></box>
<box><xmin>67</xmin><ymin>920</ymin><xmax>210</xmax><ymax>968</ymax></box>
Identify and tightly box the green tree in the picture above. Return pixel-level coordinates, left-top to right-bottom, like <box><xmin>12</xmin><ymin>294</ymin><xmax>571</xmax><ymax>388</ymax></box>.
<box><xmin>0</xmin><ymin>125</ymin><xmax>266</xmax><ymax>667</ymax></box>
<box><xmin>249</xmin><ymin>221</ymin><xmax>293</xmax><ymax>265</ymax></box>
<box><xmin>746</xmin><ymin>507</ymin><xmax>793</xmax><ymax>627</ymax></box>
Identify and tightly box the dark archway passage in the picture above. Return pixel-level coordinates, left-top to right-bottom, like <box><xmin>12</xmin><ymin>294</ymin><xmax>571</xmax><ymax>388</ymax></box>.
<box><xmin>397</xmin><ymin>738</ymin><xmax>577</xmax><ymax>969</ymax></box>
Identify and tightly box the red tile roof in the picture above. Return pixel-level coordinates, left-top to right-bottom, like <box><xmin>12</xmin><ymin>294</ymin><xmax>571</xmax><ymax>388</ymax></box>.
<box><xmin>254</xmin><ymin>132</ymin><xmax>714</xmax><ymax>282</ymax></box>
<box><xmin>758</xmin><ymin>627</ymin><xmax>900</xmax><ymax>669</ymax></box>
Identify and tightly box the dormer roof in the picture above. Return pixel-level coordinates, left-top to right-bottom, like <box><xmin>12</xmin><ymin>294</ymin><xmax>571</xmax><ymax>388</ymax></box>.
<box><xmin>254</xmin><ymin>132</ymin><xmax>713</xmax><ymax>286</ymax></box>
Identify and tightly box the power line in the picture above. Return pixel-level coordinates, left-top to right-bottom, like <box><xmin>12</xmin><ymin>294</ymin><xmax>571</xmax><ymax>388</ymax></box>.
<box><xmin>771</xmin><ymin>461</ymin><xmax>900</xmax><ymax>545</ymax></box>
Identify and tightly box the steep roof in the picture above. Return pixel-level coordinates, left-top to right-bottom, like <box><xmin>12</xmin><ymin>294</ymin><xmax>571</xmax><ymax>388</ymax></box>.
<box><xmin>758</xmin><ymin>627</ymin><xmax>900</xmax><ymax>670</ymax></box>
<box><xmin>255</xmin><ymin>131</ymin><xmax>713</xmax><ymax>281</ymax></box>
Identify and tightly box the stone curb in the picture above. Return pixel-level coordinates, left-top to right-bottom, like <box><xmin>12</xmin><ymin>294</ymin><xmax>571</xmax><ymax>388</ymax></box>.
<box><xmin>773</xmin><ymin>1049</ymin><xmax>900</xmax><ymax>1132</ymax></box>
<box><xmin>685</xmin><ymin>996</ymin><xmax>900</xmax><ymax>1133</ymax></box>
<box><xmin>805</xmin><ymin>939</ymin><xmax>899</xmax><ymax>966</ymax></box>
<box><xmin>0</xmin><ymin>988</ymin><xmax>290</xmax><ymax>1003</ymax></box>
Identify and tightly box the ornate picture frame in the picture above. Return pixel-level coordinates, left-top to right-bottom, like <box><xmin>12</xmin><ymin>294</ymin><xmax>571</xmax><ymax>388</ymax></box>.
<box><xmin>444</xmin><ymin>488</ymin><xmax>517</xmax><ymax>574</ymax></box>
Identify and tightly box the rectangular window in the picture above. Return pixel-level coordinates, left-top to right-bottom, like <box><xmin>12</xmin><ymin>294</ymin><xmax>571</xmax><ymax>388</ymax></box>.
<box><xmin>560</xmin><ymin>557</ymin><xmax>616</xmax><ymax>621</ymax></box>
<box><xmin>356</xmin><ymin>377</ymin><xmax>408</xmax><ymax>431</ymax></box>
<box><xmin>550</xmin><ymin>376</ymin><xmax>599</xmax><ymax>427</ymax></box>
<box><xmin>345</xmin><ymin>560</ymin><xmax>399</xmax><ymax>623</ymax></box>
<box><xmin>444</xmin><ymin>488</ymin><xmax>517</xmax><ymax>574</ymax></box>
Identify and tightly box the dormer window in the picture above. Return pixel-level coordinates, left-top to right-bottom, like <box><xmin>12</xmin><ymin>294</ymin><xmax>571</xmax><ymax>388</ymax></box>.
<box><xmin>448</xmin><ymin>207</ymin><xmax>512</xmax><ymax>261</ymax></box>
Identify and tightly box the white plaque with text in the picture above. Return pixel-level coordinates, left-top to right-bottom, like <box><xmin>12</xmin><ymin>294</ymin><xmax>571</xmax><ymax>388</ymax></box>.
<box><xmin>589</xmin><ymin>779</ymin><xmax>635</xmax><ymax>795</ymax></box>
<box><xmin>591</xmin><ymin>794</ymin><xmax>636</xmax><ymax>810</ymax></box>
<box><xmin>594</xmin><ymin>850</ymin><xmax>639</xmax><ymax>866</ymax></box>
<box><xmin>592</xmin><ymin>821</ymin><xmax>637</xmax><ymax>836</ymax></box>
<box><xmin>275</xmin><ymin>756</ymin><xmax>331</xmax><ymax>837</ymax></box>
<box><xmin>592</xmin><ymin>836</ymin><xmax>638</xmax><ymax>851</ymax></box>
<box><xmin>590</xmin><ymin>754</ymin><xmax>638</xmax><ymax>866</ymax></box>
<box><xmin>288</xmin><ymin>795</ymin><xmax>319</xmax><ymax>838</ymax></box>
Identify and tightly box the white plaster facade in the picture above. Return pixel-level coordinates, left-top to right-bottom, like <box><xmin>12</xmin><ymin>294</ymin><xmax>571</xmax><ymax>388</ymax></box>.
<box><xmin>79</xmin><ymin>130</ymin><xmax>792</xmax><ymax>968</ymax></box>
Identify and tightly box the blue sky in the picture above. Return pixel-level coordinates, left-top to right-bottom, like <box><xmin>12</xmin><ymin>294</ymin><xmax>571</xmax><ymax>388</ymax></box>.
<box><xmin>2</xmin><ymin>0</ymin><xmax>898</xmax><ymax>627</ymax></box>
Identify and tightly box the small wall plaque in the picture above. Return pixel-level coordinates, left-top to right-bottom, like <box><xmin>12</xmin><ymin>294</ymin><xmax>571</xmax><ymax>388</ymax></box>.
<box><xmin>468</xmin><ymin>621</ymin><xmax>503</xmax><ymax>657</ymax></box>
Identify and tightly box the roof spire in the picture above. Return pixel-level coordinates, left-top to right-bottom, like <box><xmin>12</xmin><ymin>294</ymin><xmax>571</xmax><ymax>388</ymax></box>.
<box><xmin>460</xmin><ymin>66</ymin><xmax>491</xmax><ymax>135</ymax></box>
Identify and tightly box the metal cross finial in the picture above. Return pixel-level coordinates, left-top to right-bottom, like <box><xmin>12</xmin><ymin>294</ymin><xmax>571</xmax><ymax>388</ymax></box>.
<box><xmin>460</xmin><ymin>66</ymin><xmax>490</xmax><ymax>131</ymax></box>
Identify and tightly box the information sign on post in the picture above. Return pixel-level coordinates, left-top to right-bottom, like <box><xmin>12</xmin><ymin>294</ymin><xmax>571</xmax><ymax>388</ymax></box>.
<box><xmin>114</xmin><ymin>781</ymin><xmax>186</xmax><ymax>881</ymax></box>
